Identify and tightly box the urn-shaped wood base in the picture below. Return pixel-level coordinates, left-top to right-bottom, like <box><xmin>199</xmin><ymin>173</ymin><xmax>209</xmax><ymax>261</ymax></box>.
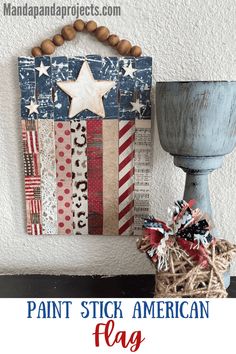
<box><xmin>156</xmin><ymin>81</ymin><xmax>236</xmax><ymax>218</ymax></box>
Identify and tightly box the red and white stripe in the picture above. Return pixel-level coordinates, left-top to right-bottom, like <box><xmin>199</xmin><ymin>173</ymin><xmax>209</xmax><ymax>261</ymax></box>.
<box><xmin>33</xmin><ymin>154</ymin><xmax>39</xmax><ymax>176</ymax></box>
<box><xmin>118</xmin><ymin>121</ymin><xmax>135</xmax><ymax>235</ymax></box>
<box><xmin>29</xmin><ymin>224</ymin><xmax>42</xmax><ymax>236</ymax></box>
<box><xmin>26</xmin><ymin>200</ymin><xmax>42</xmax><ymax>235</ymax></box>
<box><xmin>26</xmin><ymin>130</ymin><xmax>38</xmax><ymax>153</ymax></box>
<box><xmin>26</xmin><ymin>225</ymin><xmax>32</xmax><ymax>234</ymax></box>
<box><xmin>25</xmin><ymin>177</ymin><xmax>40</xmax><ymax>200</ymax></box>
<box><xmin>29</xmin><ymin>200</ymin><xmax>42</xmax><ymax>214</ymax></box>
<box><xmin>25</xmin><ymin>176</ymin><xmax>41</xmax><ymax>186</ymax></box>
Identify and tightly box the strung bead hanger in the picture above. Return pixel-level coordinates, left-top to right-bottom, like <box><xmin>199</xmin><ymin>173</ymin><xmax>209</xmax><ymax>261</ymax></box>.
<box><xmin>31</xmin><ymin>19</ymin><xmax>142</xmax><ymax>57</ymax></box>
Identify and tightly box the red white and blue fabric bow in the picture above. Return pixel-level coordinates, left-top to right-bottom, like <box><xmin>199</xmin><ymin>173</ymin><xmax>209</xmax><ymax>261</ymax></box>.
<box><xmin>140</xmin><ymin>200</ymin><xmax>214</xmax><ymax>271</ymax></box>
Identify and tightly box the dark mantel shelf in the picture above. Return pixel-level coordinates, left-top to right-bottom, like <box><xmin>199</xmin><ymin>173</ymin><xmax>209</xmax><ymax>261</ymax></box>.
<box><xmin>0</xmin><ymin>275</ymin><xmax>235</xmax><ymax>298</ymax></box>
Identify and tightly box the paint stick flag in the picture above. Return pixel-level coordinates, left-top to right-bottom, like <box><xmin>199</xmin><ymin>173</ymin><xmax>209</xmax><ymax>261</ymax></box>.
<box><xmin>18</xmin><ymin>55</ymin><xmax>152</xmax><ymax>235</ymax></box>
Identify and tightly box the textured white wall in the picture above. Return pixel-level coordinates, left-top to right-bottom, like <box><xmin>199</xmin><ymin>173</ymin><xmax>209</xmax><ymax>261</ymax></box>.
<box><xmin>0</xmin><ymin>0</ymin><xmax>235</xmax><ymax>275</ymax></box>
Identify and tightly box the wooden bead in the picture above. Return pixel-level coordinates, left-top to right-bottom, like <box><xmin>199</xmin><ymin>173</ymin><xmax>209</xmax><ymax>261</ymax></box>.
<box><xmin>61</xmin><ymin>25</ymin><xmax>76</xmax><ymax>41</ymax></box>
<box><xmin>107</xmin><ymin>34</ymin><xmax>120</xmax><ymax>47</ymax></box>
<box><xmin>31</xmin><ymin>47</ymin><xmax>43</xmax><ymax>57</ymax></box>
<box><xmin>130</xmin><ymin>45</ymin><xmax>142</xmax><ymax>57</ymax></box>
<box><xmin>53</xmin><ymin>34</ymin><xmax>64</xmax><ymax>46</ymax></box>
<box><xmin>86</xmin><ymin>20</ymin><xmax>97</xmax><ymax>33</ymax></box>
<box><xmin>117</xmin><ymin>39</ymin><xmax>132</xmax><ymax>55</ymax></box>
<box><xmin>41</xmin><ymin>39</ymin><xmax>55</xmax><ymax>55</ymax></box>
<box><xmin>74</xmin><ymin>19</ymin><xmax>85</xmax><ymax>32</ymax></box>
<box><xmin>95</xmin><ymin>26</ymin><xmax>110</xmax><ymax>42</ymax></box>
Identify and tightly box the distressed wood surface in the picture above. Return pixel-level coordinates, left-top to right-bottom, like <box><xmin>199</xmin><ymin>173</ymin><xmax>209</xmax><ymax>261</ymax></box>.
<box><xmin>156</xmin><ymin>81</ymin><xmax>236</xmax><ymax>156</ymax></box>
<box><xmin>51</xmin><ymin>56</ymin><xmax>69</xmax><ymax>121</ymax></box>
<box><xmin>35</xmin><ymin>56</ymin><xmax>53</xmax><ymax>119</ymax></box>
<box><xmin>18</xmin><ymin>57</ymin><xmax>37</xmax><ymax>119</ymax></box>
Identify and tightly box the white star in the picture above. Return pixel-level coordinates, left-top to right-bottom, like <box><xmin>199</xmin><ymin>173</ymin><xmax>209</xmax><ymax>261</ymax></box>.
<box><xmin>123</xmin><ymin>63</ymin><xmax>137</xmax><ymax>78</ymax></box>
<box><xmin>36</xmin><ymin>61</ymin><xmax>50</xmax><ymax>77</ymax></box>
<box><xmin>57</xmin><ymin>61</ymin><xmax>115</xmax><ymax>118</ymax></box>
<box><xmin>130</xmin><ymin>99</ymin><xmax>145</xmax><ymax>113</ymax></box>
<box><xmin>25</xmin><ymin>100</ymin><xmax>39</xmax><ymax>115</ymax></box>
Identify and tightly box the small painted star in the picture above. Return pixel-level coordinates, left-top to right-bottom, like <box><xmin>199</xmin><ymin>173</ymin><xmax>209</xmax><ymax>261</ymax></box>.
<box><xmin>123</xmin><ymin>62</ymin><xmax>137</xmax><ymax>78</ymax></box>
<box><xmin>36</xmin><ymin>61</ymin><xmax>50</xmax><ymax>77</ymax></box>
<box><xmin>130</xmin><ymin>99</ymin><xmax>145</xmax><ymax>113</ymax></box>
<box><xmin>57</xmin><ymin>61</ymin><xmax>115</xmax><ymax>118</ymax></box>
<box><xmin>25</xmin><ymin>100</ymin><xmax>39</xmax><ymax>115</ymax></box>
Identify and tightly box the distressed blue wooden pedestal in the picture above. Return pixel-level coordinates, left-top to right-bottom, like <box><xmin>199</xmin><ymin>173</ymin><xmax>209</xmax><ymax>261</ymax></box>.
<box><xmin>156</xmin><ymin>81</ymin><xmax>236</xmax><ymax>288</ymax></box>
<box><xmin>174</xmin><ymin>155</ymin><xmax>223</xmax><ymax>217</ymax></box>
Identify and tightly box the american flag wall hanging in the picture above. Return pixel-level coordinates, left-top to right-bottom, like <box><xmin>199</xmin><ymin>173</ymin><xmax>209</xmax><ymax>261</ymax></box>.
<box><xmin>18</xmin><ymin>55</ymin><xmax>152</xmax><ymax>236</ymax></box>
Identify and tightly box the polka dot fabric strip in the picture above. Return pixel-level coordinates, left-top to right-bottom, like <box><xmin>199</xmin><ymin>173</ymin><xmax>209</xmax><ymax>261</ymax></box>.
<box><xmin>55</xmin><ymin>121</ymin><xmax>73</xmax><ymax>235</ymax></box>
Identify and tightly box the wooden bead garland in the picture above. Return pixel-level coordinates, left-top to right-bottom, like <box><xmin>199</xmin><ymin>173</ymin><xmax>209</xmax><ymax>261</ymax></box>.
<box><xmin>41</xmin><ymin>39</ymin><xmax>55</xmax><ymax>55</ymax></box>
<box><xmin>31</xmin><ymin>19</ymin><xmax>143</xmax><ymax>57</ymax></box>
<box><xmin>61</xmin><ymin>25</ymin><xmax>76</xmax><ymax>40</ymax></box>
<box><xmin>53</xmin><ymin>34</ymin><xmax>64</xmax><ymax>46</ymax></box>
